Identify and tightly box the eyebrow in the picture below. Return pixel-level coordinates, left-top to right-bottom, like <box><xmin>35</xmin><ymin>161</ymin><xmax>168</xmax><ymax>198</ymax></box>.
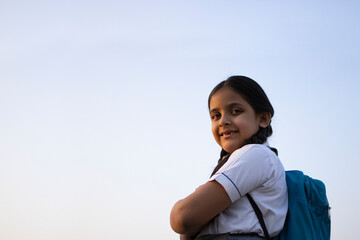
<box><xmin>209</xmin><ymin>102</ymin><xmax>245</xmax><ymax>114</ymax></box>
<box><xmin>209</xmin><ymin>108</ymin><xmax>219</xmax><ymax>114</ymax></box>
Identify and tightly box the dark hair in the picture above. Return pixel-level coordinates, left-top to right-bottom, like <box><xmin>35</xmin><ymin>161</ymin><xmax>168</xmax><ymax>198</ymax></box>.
<box><xmin>209</xmin><ymin>76</ymin><xmax>277</xmax><ymax>176</ymax></box>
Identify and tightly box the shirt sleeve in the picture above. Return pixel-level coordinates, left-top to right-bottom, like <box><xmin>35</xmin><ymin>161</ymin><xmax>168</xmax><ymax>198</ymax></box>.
<box><xmin>210</xmin><ymin>144</ymin><xmax>274</xmax><ymax>203</ymax></box>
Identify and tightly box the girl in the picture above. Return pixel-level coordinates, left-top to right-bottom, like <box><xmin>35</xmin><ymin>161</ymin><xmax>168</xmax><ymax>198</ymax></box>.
<box><xmin>170</xmin><ymin>76</ymin><xmax>288</xmax><ymax>240</ymax></box>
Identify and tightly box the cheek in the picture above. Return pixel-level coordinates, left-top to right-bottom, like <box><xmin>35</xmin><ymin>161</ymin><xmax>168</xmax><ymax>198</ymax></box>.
<box><xmin>238</xmin><ymin>116</ymin><xmax>259</xmax><ymax>133</ymax></box>
<box><xmin>246</xmin><ymin>121</ymin><xmax>260</xmax><ymax>136</ymax></box>
<box><xmin>211</xmin><ymin>124</ymin><xmax>221</xmax><ymax>144</ymax></box>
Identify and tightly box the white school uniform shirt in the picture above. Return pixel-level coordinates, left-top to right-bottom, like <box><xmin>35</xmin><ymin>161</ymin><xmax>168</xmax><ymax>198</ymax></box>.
<box><xmin>198</xmin><ymin>143</ymin><xmax>288</xmax><ymax>237</ymax></box>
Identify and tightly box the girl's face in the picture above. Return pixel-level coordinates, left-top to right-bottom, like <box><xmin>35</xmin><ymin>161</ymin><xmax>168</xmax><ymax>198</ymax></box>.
<box><xmin>209</xmin><ymin>87</ymin><xmax>268</xmax><ymax>153</ymax></box>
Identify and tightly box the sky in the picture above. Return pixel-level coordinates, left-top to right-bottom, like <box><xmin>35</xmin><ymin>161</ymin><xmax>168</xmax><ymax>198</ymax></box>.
<box><xmin>1</xmin><ymin>0</ymin><xmax>360</xmax><ymax>239</ymax></box>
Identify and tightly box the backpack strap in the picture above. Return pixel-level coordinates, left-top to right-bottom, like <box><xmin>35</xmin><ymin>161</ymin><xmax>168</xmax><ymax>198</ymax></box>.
<box><xmin>246</xmin><ymin>193</ymin><xmax>271</xmax><ymax>240</ymax></box>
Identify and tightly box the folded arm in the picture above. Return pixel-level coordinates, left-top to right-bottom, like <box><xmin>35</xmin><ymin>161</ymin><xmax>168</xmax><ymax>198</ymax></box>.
<box><xmin>170</xmin><ymin>180</ymin><xmax>231</xmax><ymax>237</ymax></box>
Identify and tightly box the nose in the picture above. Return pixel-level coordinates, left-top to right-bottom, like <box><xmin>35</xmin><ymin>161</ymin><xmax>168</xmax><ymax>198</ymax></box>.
<box><xmin>219</xmin><ymin>115</ymin><xmax>231</xmax><ymax>127</ymax></box>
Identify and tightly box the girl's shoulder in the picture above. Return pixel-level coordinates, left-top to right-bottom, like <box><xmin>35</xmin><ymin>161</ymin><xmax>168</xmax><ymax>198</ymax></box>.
<box><xmin>230</xmin><ymin>143</ymin><xmax>277</xmax><ymax>161</ymax></box>
<box><xmin>216</xmin><ymin>143</ymin><xmax>282</xmax><ymax>176</ymax></box>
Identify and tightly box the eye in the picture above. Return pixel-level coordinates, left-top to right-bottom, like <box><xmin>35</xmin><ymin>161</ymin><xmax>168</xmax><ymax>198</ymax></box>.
<box><xmin>232</xmin><ymin>108</ymin><xmax>242</xmax><ymax>114</ymax></box>
<box><xmin>211</xmin><ymin>113</ymin><xmax>221</xmax><ymax>120</ymax></box>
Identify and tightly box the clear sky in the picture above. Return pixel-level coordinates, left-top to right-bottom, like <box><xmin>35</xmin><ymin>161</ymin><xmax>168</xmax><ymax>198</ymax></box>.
<box><xmin>1</xmin><ymin>1</ymin><xmax>359</xmax><ymax>239</ymax></box>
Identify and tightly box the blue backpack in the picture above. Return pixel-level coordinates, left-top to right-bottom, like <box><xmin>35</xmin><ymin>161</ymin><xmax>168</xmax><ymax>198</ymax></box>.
<box><xmin>247</xmin><ymin>170</ymin><xmax>331</xmax><ymax>240</ymax></box>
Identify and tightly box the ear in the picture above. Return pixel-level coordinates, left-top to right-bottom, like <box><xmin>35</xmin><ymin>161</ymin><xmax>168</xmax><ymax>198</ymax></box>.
<box><xmin>258</xmin><ymin>112</ymin><xmax>271</xmax><ymax>128</ymax></box>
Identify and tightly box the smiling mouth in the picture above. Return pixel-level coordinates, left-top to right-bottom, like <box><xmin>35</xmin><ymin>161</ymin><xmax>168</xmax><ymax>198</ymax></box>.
<box><xmin>220</xmin><ymin>130</ymin><xmax>238</xmax><ymax>137</ymax></box>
